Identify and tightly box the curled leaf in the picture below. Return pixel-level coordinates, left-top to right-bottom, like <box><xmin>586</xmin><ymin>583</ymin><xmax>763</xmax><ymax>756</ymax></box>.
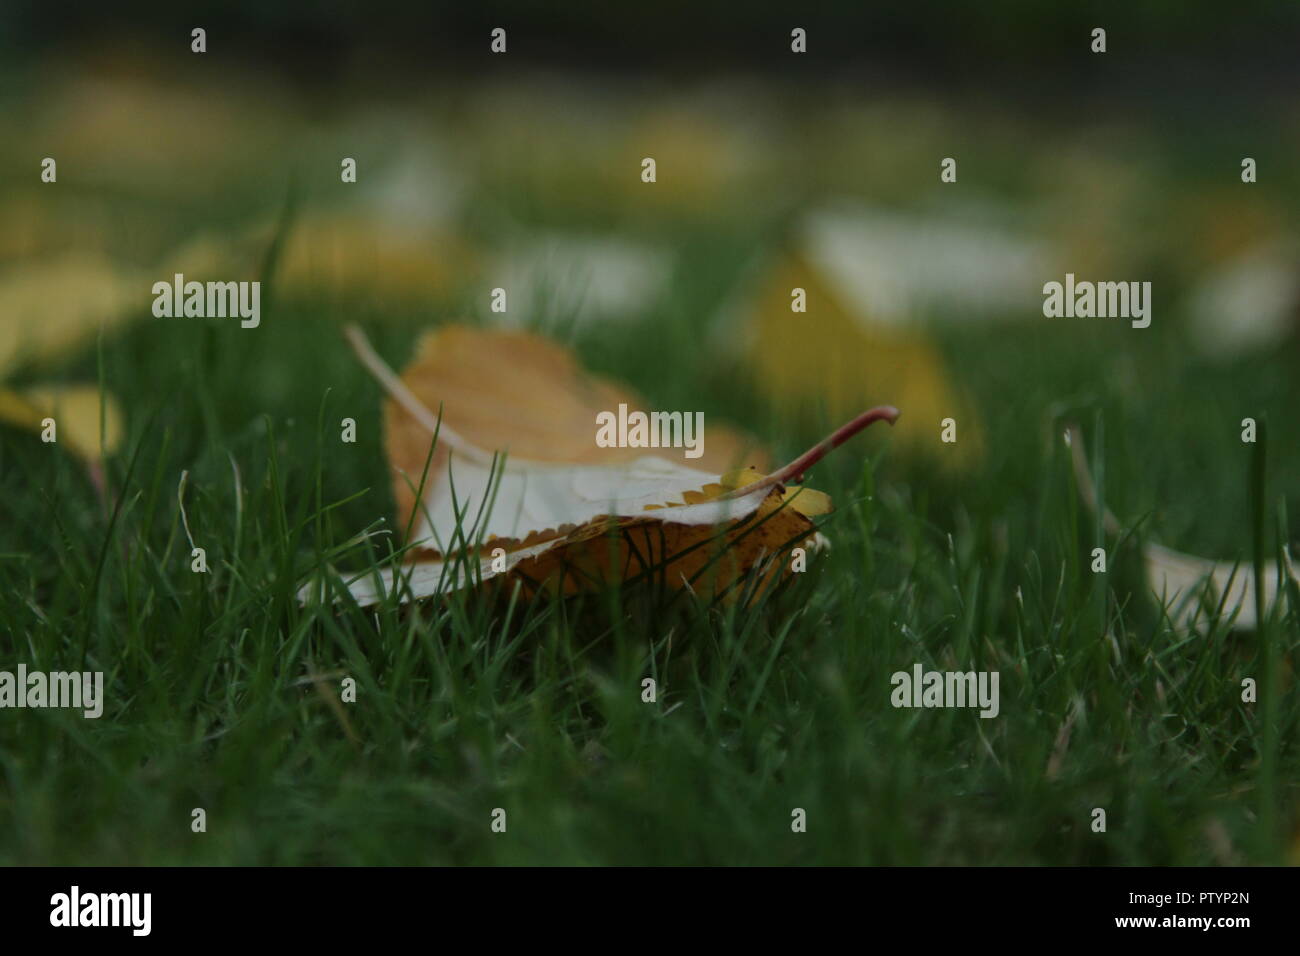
<box><xmin>300</xmin><ymin>325</ymin><xmax>897</xmax><ymax>607</ymax></box>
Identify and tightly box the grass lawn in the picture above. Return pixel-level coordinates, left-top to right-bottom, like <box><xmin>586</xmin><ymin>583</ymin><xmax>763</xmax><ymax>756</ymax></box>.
<box><xmin>2</xmin><ymin>52</ymin><xmax>1299</xmax><ymax>864</ymax></box>
<box><xmin>1</xmin><ymin>242</ymin><xmax>1296</xmax><ymax>864</ymax></box>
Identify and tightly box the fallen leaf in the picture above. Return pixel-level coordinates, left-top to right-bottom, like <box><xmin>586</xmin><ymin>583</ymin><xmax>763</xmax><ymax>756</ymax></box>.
<box><xmin>0</xmin><ymin>384</ymin><xmax>123</xmax><ymax>460</ymax></box>
<box><xmin>314</xmin><ymin>471</ymin><xmax>836</xmax><ymax>607</ymax></box>
<box><xmin>717</xmin><ymin>205</ymin><xmax>1020</xmax><ymax>465</ymax></box>
<box><xmin>367</xmin><ymin>324</ymin><xmax>770</xmax><ymax>541</ymax></box>
<box><xmin>1065</xmin><ymin>424</ymin><xmax>1296</xmax><ymax>632</ymax></box>
<box><xmin>487</xmin><ymin>231</ymin><xmax>671</xmax><ymax>330</ymax></box>
<box><xmin>1187</xmin><ymin>240</ymin><xmax>1300</xmax><ymax>359</ymax></box>
<box><xmin>0</xmin><ymin>253</ymin><xmax>131</xmax><ymax>467</ymax></box>
<box><xmin>0</xmin><ymin>253</ymin><xmax>143</xmax><ymax>378</ymax></box>
<box><xmin>168</xmin><ymin>211</ymin><xmax>478</xmax><ymax>307</ymax></box>
<box><xmin>300</xmin><ymin>325</ymin><xmax>895</xmax><ymax>607</ymax></box>
<box><xmin>1145</xmin><ymin>543</ymin><xmax>1295</xmax><ymax>633</ymax></box>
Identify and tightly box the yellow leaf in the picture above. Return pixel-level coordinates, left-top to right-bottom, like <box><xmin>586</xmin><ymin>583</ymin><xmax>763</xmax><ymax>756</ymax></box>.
<box><xmin>0</xmin><ymin>384</ymin><xmax>123</xmax><ymax>459</ymax></box>
<box><xmin>743</xmin><ymin>249</ymin><xmax>981</xmax><ymax>465</ymax></box>
<box><xmin>0</xmin><ymin>253</ymin><xmax>143</xmax><ymax>378</ymax></box>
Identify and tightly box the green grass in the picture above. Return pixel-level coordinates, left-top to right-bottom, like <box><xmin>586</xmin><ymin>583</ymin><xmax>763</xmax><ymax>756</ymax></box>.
<box><xmin>2</xmin><ymin>68</ymin><xmax>1299</xmax><ymax>863</ymax></box>
<box><xmin>0</xmin><ymin>265</ymin><xmax>1296</xmax><ymax>865</ymax></box>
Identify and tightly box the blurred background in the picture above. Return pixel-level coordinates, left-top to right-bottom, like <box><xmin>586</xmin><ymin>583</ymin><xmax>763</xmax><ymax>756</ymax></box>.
<box><xmin>3</xmin><ymin>0</ymin><xmax>1300</xmax><ymax>869</ymax></box>
<box><xmin>2</xmin><ymin>0</ymin><xmax>1298</xmax><ymax>557</ymax></box>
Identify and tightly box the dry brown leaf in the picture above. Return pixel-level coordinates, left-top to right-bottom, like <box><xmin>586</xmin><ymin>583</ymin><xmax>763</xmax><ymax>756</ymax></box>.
<box><xmin>318</xmin><ymin>467</ymin><xmax>836</xmax><ymax>607</ymax></box>
<box><xmin>377</xmin><ymin>324</ymin><xmax>770</xmax><ymax>539</ymax></box>
<box><xmin>299</xmin><ymin>325</ymin><xmax>895</xmax><ymax>607</ymax></box>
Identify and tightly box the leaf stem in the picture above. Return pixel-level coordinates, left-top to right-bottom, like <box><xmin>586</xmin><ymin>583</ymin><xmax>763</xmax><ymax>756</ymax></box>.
<box><xmin>725</xmin><ymin>406</ymin><xmax>900</xmax><ymax>499</ymax></box>
<box><xmin>343</xmin><ymin>324</ymin><xmax>493</xmax><ymax>464</ymax></box>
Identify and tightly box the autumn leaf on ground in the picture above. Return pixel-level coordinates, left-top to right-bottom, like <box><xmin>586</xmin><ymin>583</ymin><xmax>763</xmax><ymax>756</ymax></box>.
<box><xmin>1065</xmin><ymin>424</ymin><xmax>1297</xmax><ymax>632</ymax></box>
<box><xmin>172</xmin><ymin>210</ymin><xmax>478</xmax><ymax>306</ymax></box>
<box><xmin>0</xmin><ymin>384</ymin><xmax>123</xmax><ymax>461</ymax></box>
<box><xmin>377</xmin><ymin>323</ymin><xmax>771</xmax><ymax>540</ymax></box>
<box><xmin>0</xmin><ymin>253</ymin><xmax>142</xmax><ymax>378</ymax></box>
<box><xmin>0</xmin><ymin>253</ymin><xmax>130</xmax><ymax>468</ymax></box>
<box><xmin>717</xmin><ymin>207</ymin><xmax>1012</xmax><ymax>467</ymax></box>
<box><xmin>299</xmin><ymin>324</ymin><xmax>897</xmax><ymax>607</ymax></box>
